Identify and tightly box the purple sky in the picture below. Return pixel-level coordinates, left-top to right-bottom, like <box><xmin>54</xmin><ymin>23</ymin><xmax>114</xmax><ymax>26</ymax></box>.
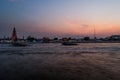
<box><xmin>1</xmin><ymin>0</ymin><xmax>120</xmax><ymax>38</ymax></box>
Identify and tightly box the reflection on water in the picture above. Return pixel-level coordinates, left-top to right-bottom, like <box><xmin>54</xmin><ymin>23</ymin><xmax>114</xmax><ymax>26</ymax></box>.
<box><xmin>0</xmin><ymin>43</ymin><xmax>120</xmax><ymax>80</ymax></box>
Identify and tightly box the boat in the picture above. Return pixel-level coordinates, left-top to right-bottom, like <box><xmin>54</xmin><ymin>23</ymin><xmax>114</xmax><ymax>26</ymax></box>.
<box><xmin>62</xmin><ymin>41</ymin><xmax>78</xmax><ymax>46</ymax></box>
<box><xmin>12</xmin><ymin>41</ymin><xmax>27</xmax><ymax>46</ymax></box>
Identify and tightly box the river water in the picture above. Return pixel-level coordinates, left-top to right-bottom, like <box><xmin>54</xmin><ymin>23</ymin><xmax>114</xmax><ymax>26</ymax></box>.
<box><xmin>0</xmin><ymin>43</ymin><xmax>120</xmax><ymax>80</ymax></box>
<box><xmin>0</xmin><ymin>43</ymin><xmax>120</xmax><ymax>54</ymax></box>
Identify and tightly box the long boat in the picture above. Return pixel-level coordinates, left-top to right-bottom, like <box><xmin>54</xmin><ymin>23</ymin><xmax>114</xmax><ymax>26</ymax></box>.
<box><xmin>62</xmin><ymin>41</ymin><xmax>78</xmax><ymax>46</ymax></box>
<box><xmin>12</xmin><ymin>41</ymin><xmax>27</xmax><ymax>46</ymax></box>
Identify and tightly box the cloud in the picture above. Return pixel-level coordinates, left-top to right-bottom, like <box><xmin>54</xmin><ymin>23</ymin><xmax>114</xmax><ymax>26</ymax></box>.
<box><xmin>64</xmin><ymin>20</ymin><xmax>90</xmax><ymax>29</ymax></box>
<box><xmin>9</xmin><ymin>0</ymin><xmax>24</xmax><ymax>2</ymax></box>
<box><xmin>9</xmin><ymin>0</ymin><xmax>17</xmax><ymax>2</ymax></box>
<box><xmin>81</xmin><ymin>24</ymin><xmax>89</xmax><ymax>28</ymax></box>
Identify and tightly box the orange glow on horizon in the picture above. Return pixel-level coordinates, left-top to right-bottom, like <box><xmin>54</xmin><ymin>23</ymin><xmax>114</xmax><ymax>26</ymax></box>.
<box><xmin>35</xmin><ymin>19</ymin><xmax>120</xmax><ymax>37</ymax></box>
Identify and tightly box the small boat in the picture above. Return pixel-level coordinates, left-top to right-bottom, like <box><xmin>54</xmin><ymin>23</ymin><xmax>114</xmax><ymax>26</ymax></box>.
<box><xmin>12</xmin><ymin>41</ymin><xmax>27</xmax><ymax>46</ymax></box>
<box><xmin>62</xmin><ymin>41</ymin><xmax>78</xmax><ymax>46</ymax></box>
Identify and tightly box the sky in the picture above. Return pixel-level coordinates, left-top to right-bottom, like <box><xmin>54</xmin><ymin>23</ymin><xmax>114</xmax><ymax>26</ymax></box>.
<box><xmin>0</xmin><ymin>0</ymin><xmax>120</xmax><ymax>38</ymax></box>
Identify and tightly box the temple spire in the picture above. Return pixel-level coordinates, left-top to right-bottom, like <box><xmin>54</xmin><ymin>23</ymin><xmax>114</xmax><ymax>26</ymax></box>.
<box><xmin>11</xmin><ymin>27</ymin><xmax>17</xmax><ymax>41</ymax></box>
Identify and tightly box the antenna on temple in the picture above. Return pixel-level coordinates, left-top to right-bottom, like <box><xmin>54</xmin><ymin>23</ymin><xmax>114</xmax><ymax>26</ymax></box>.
<box><xmin>94</xmin><ymin>26</ymin><xmax>96</xmax><ymax>40</ymax></box>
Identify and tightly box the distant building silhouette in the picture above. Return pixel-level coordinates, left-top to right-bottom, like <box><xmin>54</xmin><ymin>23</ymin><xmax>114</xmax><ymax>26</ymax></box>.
<box><xmin>109</xmin><ymin>35</ymin><xmax>120</xmax><ymax>40</ymax></box>
<box><xmin>11</xmin><ymin>27</ymin><xmax>17</xmax><ymax>41</ymax></box>
<box><xmin>42</xmin><ymin>37</ymin><xmax>50</xmax><ymax>43</ymax></box>
<box><xmin>27</xmin><ymin>36</ymin><xmax>36</xmax><ymax>42</ymax></box>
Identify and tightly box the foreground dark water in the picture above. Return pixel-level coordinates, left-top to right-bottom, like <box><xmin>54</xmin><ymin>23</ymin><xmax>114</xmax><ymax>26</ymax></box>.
<box><xmin>0</xmin><ymin>43</ymin><xmax>120</xmax><ymax>80</ymax></box>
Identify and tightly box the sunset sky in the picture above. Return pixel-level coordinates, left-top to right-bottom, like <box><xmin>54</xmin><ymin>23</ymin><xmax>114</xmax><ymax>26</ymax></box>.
<box><xmin>0</xmin><ymin>0</ymin><xmax>120</xmax><ymax>38</ymax></box>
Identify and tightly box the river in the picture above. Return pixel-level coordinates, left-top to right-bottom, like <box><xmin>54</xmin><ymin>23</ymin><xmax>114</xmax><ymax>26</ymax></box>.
<box><xmin>0</xmin><ymin>43</ymin><xmax>120</xmax><ymax>80</ymax></box>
